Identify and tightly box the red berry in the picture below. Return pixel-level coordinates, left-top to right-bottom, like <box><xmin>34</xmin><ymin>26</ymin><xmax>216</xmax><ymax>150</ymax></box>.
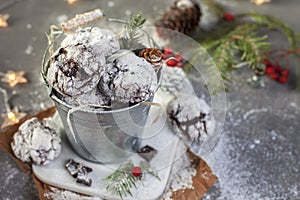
<box><xmin>131</xmin><ymin>166</ymin><xmax>142</xmax><ymax>177</ymax></box>
<box><xmin>176</xmin><ymin>61</ymin><xmax>183</xmax><ymax>68</ymax></box>
<box><xmin>270</xmin><ymin>73</ymin><xmax>279</xmax><ymax>80</ymax></box>
<box><xmin>281</xmin><ymin>69</ymin><xmax>290</xmax><ymax>77</ymax></box>
<box><xmin>163</xmin><ymin>46</ymin><xmax>173</xmax><ymax>55</ymax></box>
<box><xmin>166</xmin><ymin>59</ymin><xmax>178</xmax><ymax>67</ymax></box>
<box><xmin>223</xmin><ymin>13</ymin><xmax>235</xmax><ymax>21</ymax></box>
<box><xmin>265</xmin><ymin>64</ymin><xmax>275</xmax><ymax>75</ymax></box>
<box><xmin>278</xmin><ymin>76</ymin><xmax>288</xmax><ymax>84</ymax></box>
<box><xmin>162</xmin><ymin>54</ymin><xmax>169</xmax><ymax>60</ymax></box>
<box><xmin>263</xmin><ymin>58</ymin><xmax>271</xmax><ymax>64</ymax></box>
<box><xmin>175</xmin><ymin>54</ymin><xmax>183</xmax><ymax>62</ymax></box>
<box><xmin>273</xmin><ymin>64</ymin><xmax>282</xmax><ymax>73</ymax></box>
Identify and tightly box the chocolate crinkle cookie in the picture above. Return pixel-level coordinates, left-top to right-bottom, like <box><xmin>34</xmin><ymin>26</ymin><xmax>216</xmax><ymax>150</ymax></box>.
<box><xmin>61</xmin><ymin>27</ymin><xmax>120</xmax><ymax>57</ymax></box>
<box><xmin>167</xmin><ymin>94</ymin><xmax>215</xmax><ymax>143</ymax></box>
<box><xmin>99</xmin><ymin>51</ymin><xmax>158</xmax><ymax>104</ymax></box>
<box><xmin>47</xmin><ymin>27</ymin><xmax>120</xmax><ymax>97</ymax></box>
<box><xmin>63</xmin><ymin>88</ymin><xmax>110</xmax><ymax>107</ymax></box>
<box><xmin>11</xmin><ymin>118</ymin><xmax>61</xmax><ymax>165</ymax></box>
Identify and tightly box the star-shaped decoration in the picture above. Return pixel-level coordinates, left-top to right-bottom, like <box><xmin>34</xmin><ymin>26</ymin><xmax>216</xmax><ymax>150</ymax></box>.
<box><xmin>251</xmin><ymin>0</ymin><xmax>272</xmax><ymax>6</ymax></box>
<box><xmin>0</xmin><ymin>14</ymin><xmax>9</xmax><ymax>28</ymax></box>
<box><xmin>1</xmin><ymin>70</ymin><xmax>28</xmax><ymax>87</ymax></box>
<box><xmin>1</xmin><ymin>107</ymin><xmax>27</xmax><ymax>129</ymax></box>
<box><xmin>66</xmin><ymin>0</ymin><xmax>79</xmax><ymax>5</ymax></box>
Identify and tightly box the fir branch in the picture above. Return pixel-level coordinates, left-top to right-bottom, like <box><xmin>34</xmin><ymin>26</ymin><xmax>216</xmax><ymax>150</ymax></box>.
<box><xmin>140</xmin><ymin>161</ymin><xmax>161</xmax><ymax>181</ymax></box>
<box><xmin>121</xmin><ymin>12</ymin><xmax>146</xmax><ymax>49</ymax></box>
<box><xmin>105</xmin><ymin>161</ymin><xmax>161</xmax><ymax>199</ymax></box>
<box><xmin>201</xmin><ymin>26</ymin><xmax>270</xmax><ymax>88</ymax></box>
<box><xmin>231</xmin><ymin>34</ymin><xmax>270</xmax><ymax>67</ymax></box>
<box><xmin>189</xmin><ymin>3</ymin><xmax>300</xmax><ymax>91</ymax></box>
<box><xmin>127</xmin><ymin>12</ymin><xmax>146</xmax><ymax>38</ymax></box>
<box><xmin>239</xmin><ymin>12</ymin><xmax>300</xmax><ymax>49</ymax></box>
<box><xmin>105</xmin><ymin>161</ymin><xmax>137</xmax><ymax>199</ymax></box>
<box><xmin>238</xmin><ymin>13</ymin><xmax>300</xmax><ymax>90</ymax></box>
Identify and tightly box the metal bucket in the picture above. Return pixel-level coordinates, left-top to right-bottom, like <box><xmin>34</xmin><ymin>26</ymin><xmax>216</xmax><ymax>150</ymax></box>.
<box><xmin>42</xmin><ymin>15</ymin><xmax>162</xmax><ymax>163</ymax></box>
<box><xmin>51</xmin><ymin>89</ymin><xmax>156</xmax><ymax>163</ymax></box>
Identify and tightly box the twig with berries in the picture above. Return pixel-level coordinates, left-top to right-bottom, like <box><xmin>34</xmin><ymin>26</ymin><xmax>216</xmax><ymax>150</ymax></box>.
<box><xmin>191</xmin><ymin>11</ymin><xmax>300</xmax><ymax>90</ymax></box>
<box><xmin>162</xmin><ymin>46</ymin><xmax>184</xmax><ymax>68</ymax></box>
<box><xmin>263</xmin><ymin>59</ymin><xmax>290</xmax><ymax>84</ymax></box>
<box><xmin>262</xmin><ymin>47</ymin><xmax>300</xmax><ymax>85</ymax></box>
<box><xmin>105</xmin><ymin>161</ymin><xmax>160</xmax><ymax>199</ymax></box>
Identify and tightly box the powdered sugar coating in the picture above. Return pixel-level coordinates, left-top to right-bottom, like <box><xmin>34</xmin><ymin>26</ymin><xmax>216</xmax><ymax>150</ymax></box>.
<box><xmin>47</xmin><ymin>27</ymin><xmax>120</xmax><ymax>97</ymax></box>
<box><xmin>99</xmin><ymin>51</ymin><xmax>158</xmax><ymax>103</ymax></box>
<box><xmin>45</xmin><ymin>187</ymin><xmax>103</xmax><ymax>200</ymax></box>
<box><xmin>61</xmin><ymin>27</ymin><xmax>120</xmax><ymax>57</ymax></box>
<box><xmin>11</xmin><ymin>118</ymin><xmax>61</xmax><ymax>165</ymax></box>
<box><xmin>167</xmin><ymin>94</ymin><xmax>215</xmax><ymax>143</ymax></box>
<box><xmin>47</xmin><ymin>44</ymin><xmax>104</xmax><ymax>97</ymax></box>
<box><xmin>63</xmin><ymin>88</ymin><xmax>110</xmax><ymax>107</ymax></box>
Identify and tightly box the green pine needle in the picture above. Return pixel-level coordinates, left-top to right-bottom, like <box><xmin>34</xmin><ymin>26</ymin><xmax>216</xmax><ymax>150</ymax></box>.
<box><xmin>140</xmin><ymin>161</ymin><xmax>161</xmax><ymax>181</ymax></box>
<box><xmin>190</xmin><ymin>10</ymin><xmax>300</xmax><ymax>91</ymax></box>
<box><xmin>105</xmin><ymin>161</ymin><xmax>137</xmax><ymax>200</ymax></box>
<box><xmin>105</xmin><ymin>161</ymin><xmax>161</xmax><ymax>200</ymax></box>
<box><xmin>201</xmin><ymin>25</ymin><xmax>270</xmax><ymax>90</ymax></box>
<box><xmin>120</xmin><ymin>12</ymin><xmax>146</xmax><ymax>49</ymax></box>
<box><xmin>240</xmin><ymin>12</ymin><xmax>300</xmax><ymax>49</ymax></box>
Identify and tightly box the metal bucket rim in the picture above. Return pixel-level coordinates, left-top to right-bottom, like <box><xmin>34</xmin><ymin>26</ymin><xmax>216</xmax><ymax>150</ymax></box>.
<box><xmin>50</xmin><ymin>91</ymin><xmax>155</xmax><ymax>114</ymax></box>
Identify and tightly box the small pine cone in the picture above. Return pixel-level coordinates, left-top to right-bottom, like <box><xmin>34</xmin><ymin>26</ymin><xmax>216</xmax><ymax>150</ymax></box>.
<box><xmin>155</xmin><ymin>0</ymin><xmax>201</xmax><ymax>40</ymax></box>
<box><xmin>140</xmin><ymin>48</ymin><xmax>163</xmax><ymax>71</ymax></box>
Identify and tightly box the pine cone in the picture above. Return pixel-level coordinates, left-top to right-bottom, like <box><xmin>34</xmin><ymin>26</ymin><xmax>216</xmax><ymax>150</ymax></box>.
<box><xmin>139</xmin><ymin>48</ymin><xmax>163</xmax><ymax>71</ymax></box>
<box><xmin>155</xmin><ymin>0</ymin><xmax>201</xmax><ymax>40</ymax></box>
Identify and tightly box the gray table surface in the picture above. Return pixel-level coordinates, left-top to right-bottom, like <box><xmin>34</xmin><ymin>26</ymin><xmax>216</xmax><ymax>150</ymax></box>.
<box><xmin>0</xmin><ymin>0</ymin><xmax>299</xmax><ymax>199</ymax></box>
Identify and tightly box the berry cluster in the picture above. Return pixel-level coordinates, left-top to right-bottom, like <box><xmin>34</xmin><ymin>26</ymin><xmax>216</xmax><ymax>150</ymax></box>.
<box><xmin>264</xmin><ymin>59</ymin><xmax>290</xmax><ymax>84</ymax></box>
<box><xmin>223</xmin><ymin>13</ymin><xmax>235</xmax><ymax>21</ymax></box>
<box><xmin>162</xmin><ymin>46</ymin><xmax>184</xmax><ymax>68</ymax></box>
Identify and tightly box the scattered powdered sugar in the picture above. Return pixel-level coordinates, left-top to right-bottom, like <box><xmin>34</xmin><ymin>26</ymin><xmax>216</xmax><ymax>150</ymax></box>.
<box><xmin>125</xmin><ymin>10</ymin><xmax>132</xmax><ymax>16</ymax></box>
<box><xmin>0</xmin><ymin>158</ymin><xmax>39</xmax><ymax>200</ymax></box>
<box><xmin>170</xmin><ymin>167</ymin><xmax>196</xmax><ymax>191</ymax></box>
<box><xmin>44</xmin><ymin>187</ymin><xmax>102</xmax><ymax>200</ymax></box>
<box><xmin>56</xmin><ymin>15</ymin><xmax>68</xmax><ymax>23</ymax></box>
<box><xmin>107</xmin><ymin>1</ymin><xmax>115</xmax><ymax>7</ymax></box>
<box><xmin>161</xmin><ymin>142</ymin><xmax>197</xmax><ymax>199</ymax></box>
<box><xmin>202</xmin><ymin>84</ymin><xmax>300</xmax><ymax>200</ymax></box>
<box><xmin>25</xmin><ymin>45</ymin><xmax>33</xmax><ymax>55</ymax></box>
<box><xmin>203</xmin><ymin>131</ymin><xmax>264</xmax><ymax>200</ymax></box>
<box><xmin>4</xmin><ymin>163</ymin><xmax>18</xmax><ymax>186</ymax></box>
<box><xmin>26</xmin><ymin>24</ymin><xmax>32</xmax><ymax>29</ymax></box>
<box><xmin>243</xmin><ymin>108</ymin><xmax>268</xmax><ymax>120</ymax></box>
